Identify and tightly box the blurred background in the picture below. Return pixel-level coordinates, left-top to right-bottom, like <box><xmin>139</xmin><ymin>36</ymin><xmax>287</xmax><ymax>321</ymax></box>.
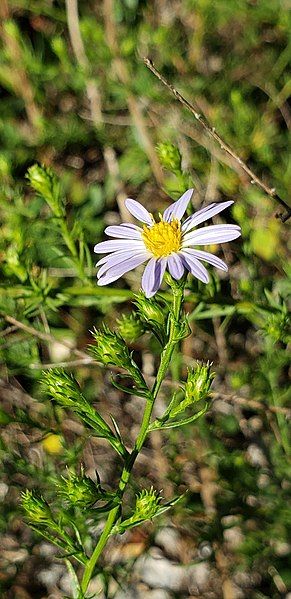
<box><xmin>0</xmin><ymin>1</ymin><xmax>290</xmax><ymax>598</ymax></box>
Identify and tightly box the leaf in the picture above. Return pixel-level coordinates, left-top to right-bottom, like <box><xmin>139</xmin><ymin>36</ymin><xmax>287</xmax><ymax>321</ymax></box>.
<box><xmin>150</xmin><ymin>403</ymin><xmax>209</xmax><ymax>431</ymax></box>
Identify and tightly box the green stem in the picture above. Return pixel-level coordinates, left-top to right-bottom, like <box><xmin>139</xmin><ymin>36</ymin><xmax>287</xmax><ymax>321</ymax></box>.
<box><xmin>80</xmin><ymin>279</ymin><xmax>185</xmax><ymax>596</ymax></box>
<box><xmin>59</xmin><ymin>219</ymin><xmax>90</xmax><ymax>284</ymax></box>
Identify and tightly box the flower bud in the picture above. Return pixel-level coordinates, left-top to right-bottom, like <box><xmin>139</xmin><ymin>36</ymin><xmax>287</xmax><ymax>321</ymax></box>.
<box><xmin>135</xmin><ymin>487</ymin><xmax>162</xmax><ymax>520</ymax></box>
<box><xmin>170</xmin><ymin>362</ymin><xmax>214</xmax><ymax>418</ymax></box>
<box><xmin>90</xmin><ymin>325</ymin><xmax>132</xmax><ymax>368</ymax></box>
<box><xmin>41</xmin><ymin>368</ymin><xmax>84</xmax><ymax>409</ymax></box>
<box><xmin>26</xmin><ymin>164</ymin><xmax>64</xmax><ymax>218</ymax></box>
<box><xmin>134</xmin><ymin>293</ymin><xmax>166</xmax><ymax>327</ymax></box>
<box><xmin>117</xmin><ymin>313</ymin><xmax>145</xmax><ymax>343</ymax></box>
<box><xmin>21</xmin><ymin>490</ymin><xmax>53</xmax><ymax>524</ymax></box>
<box><xmin>57</xmin><ymin>468</ymin><xmax>104</xmax><ymax>508</ymax></box>
<box><xmin>114</xmin><ymin>487</ymin><xmax>162</xmax><ymax>534</ymax></box>
<box><xmin>156</xmin><ymin>142</ymin><xmax>182</xmax><ymax>173</ymax></box>
<box><xmin>184</xmin><ymin>362</ymin><xmax>214</xmax><ymax>404</ymax></box>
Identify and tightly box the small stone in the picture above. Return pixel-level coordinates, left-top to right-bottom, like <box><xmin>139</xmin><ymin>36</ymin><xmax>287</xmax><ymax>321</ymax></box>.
<box><xmin>246</xmin><ymin>444</ymin><xmax>267</xmax><ymax>468</ymax></box>
<box><xmin>223</xmin><ymin>527</ymin><xmax>244</xmax><ymax>550</ymax></box>
<box><xmin>0</xmin><ymin>483</ymin><xmax>8</xmax><ymax>501</ymax></box>
<box><xmin>145</xmin><ymin>591</ymin><xmax>172</xmax><ymax>599</ymax></box>
<box><xmin>155</xmin><ymin>527</ymin><xmax>181</xmax><ymax>559</ymax></box>
<box><xmin>198</xmin><ymin>541</ymin><xmax>213</xmax><ymax>559</ymax></box>
<box><xmin>221</xmin><ymin>515</ymin><xmax>241</xmax><ymax>527</ymax></box>
<box><xmin>135</xmin><ymin>552</ymin><xmax>185</xmax><ymax>592</ymax></box>
<box><xmin>272</xmin><ymin>541</ymin><xmax>291</xmax><ymax>557</ymax></box>
<box><xmin>38</xmin><ymin>542</ymin><xmax>58</xmax><ymax>557</ymax></box>
<box><xmin>187</xmin><ymin>562</ymin><xmax>210</xmax><ymax>594</ymax></box>
<box><xmin>2</xmin><ymin>549</ymin><xmax>28</xmax><ymax>563</ymax></box>
<box><xmin>38</xmin><ymin>563</ymin><xmax>64</xmax><ymax>588</ymax></box>
<box><xmin>257</xmin><ymin>473</ymin><xmax>270</xmax><ymax>488</ymax></box>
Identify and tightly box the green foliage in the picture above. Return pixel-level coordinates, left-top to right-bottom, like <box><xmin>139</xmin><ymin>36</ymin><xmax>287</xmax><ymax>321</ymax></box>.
<box><xmin>0</xmin><ymin>1</ymin><xmax>290</xmax><ymax>597</ymax></box>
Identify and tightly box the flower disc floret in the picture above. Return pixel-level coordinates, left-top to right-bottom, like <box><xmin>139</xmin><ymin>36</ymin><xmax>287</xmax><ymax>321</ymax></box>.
<box><xmin>142</xmin><ymin>219</ymin><xmax>181</xmax><ymax>257</ymax></box>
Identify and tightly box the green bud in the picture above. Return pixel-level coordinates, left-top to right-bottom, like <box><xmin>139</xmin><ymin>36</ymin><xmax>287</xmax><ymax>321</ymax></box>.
<box><xmin>26</xmin><ymin>164</ymin><xmax>64</xmax><ymax>218</ymax></box>
<box><xmin>117</xmin><ymin>313</ymin><xmax>145</xmax><ymax>343</ymax></box>
<box><xmin>170</xmin><ymin>362</ymin><xmax>214</xmax><ymax>418</ymax></box>
<box><xmin>89</xmin><ymin>325</ymin><xmax>131</xmax><ymax>367</ymax></box>
<box><xmin>135</xmin><ymin>487</ymin><xmax>162</xmax><ymax>520</ymax></box>
<box><xmin>41</xmin><ymin>369</ymin><xmax>119</xmax><ymax>445</ymax></box>
<box><xmin>90</xmin><ymin>326</ymin><xmax>146</xmax><ymax>392</ymax></box>
<box><xmin>156</xmin><ymin>142</ymin><xmax>182</xmax><ymax>173</ymax></box>
<box><xmin>185</xmin><ymin>362</ymin><xmax>214</xmax><ymax>404</ymax></box>
<box><xmin>264</xmin><ymin>313</ymin><xmax>290</xmax><ymax>344</ymax></box>
<box><xmin>21</xmin><ymin>490</ymin><xmax>53</xmax><ymax>524</ymax></box>
<box><xmin>134</xmin><ymin>293</ymin><xmax>166</xmax><ymax>327</ymax></box>
<box><xmin>113</xmin><ymin>487</ymin><xmax>162</xmax><ymax>534</ymax></box>
<box><xmin>41</xmin><ymin>368</ymin><xmax>86</xmax><ymax>409</ymax></box>
<box><xmin>56</xmin><ymin>468</ymin><xmax>104</xmax><ymax>508</ymax></box>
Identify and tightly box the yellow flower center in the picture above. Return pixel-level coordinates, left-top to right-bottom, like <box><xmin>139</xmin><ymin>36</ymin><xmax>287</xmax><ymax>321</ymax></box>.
<box><xmin>142</xmin><ymin>219</ymin><xmax>182</xmax><ymax>258</ymax></box>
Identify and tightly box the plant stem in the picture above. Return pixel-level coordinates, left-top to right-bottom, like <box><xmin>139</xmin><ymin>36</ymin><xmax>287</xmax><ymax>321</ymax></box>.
<box><xmin>59</xmin><ymin>219</ymin><xmax>90</xmax><ymax>284</ymax></box>
<box><xmin>80</xmin><ymin>279</ymin><xmax>185</xmax><ymax>596</ymax></box>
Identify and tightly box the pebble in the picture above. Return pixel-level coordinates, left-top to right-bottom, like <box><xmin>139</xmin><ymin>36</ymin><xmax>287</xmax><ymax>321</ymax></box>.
<box><xmin>0</xmin><ymin>482</ymin><xmax>8</xmax><ymax>501</ymax></box>
<box><xmin>135</xmin><ymin>549</ymin><xmax>210</xmax><ymax>594</ymax></box>
<box><xmin>155</xmin><ymin>527</ymin><xmax>181</xmax><ymax>560</ymax></box>
<box><xmin>136</xmin><ymin>552</ymin><xmax>185</xmax><ymax>592</ymax></box>
<box><xmin>246</xmin><ymin>444</ymin><xmax>267</xmax><ymax>468</ymax></box>
<box><xmin>37</xmin><ymin>563</ymin><xmax>64</xmax><ymax>588</ymax></box>
<box><xmin>223</xmin><ymin>526</ymin><xmax>244</xmax><ymax>550</ymax></box>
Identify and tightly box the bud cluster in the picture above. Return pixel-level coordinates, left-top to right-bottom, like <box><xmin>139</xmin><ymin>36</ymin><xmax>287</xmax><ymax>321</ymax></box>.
<box><xmin>42</xmin><ymin>369</ymin><xmax>127</xmax><ymax>457</ymax></box>
<box><xmin>90</xmin><ymin>325</ymin><xmax>132</xmax><ymax>367</ymax></box>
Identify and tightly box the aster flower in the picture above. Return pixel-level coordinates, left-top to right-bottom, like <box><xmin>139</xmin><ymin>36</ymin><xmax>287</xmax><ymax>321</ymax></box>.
<box><xmin>94</xmin><ymin>189</ymin><xmax>241</xmax><ymax>298</ymax></box>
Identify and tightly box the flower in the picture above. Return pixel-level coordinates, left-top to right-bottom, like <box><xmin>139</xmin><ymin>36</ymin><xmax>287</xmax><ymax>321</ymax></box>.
<box><xmin>94</xmin><ymin>189</ymin><xmax>241</xmax><ymax>297</ymax></box>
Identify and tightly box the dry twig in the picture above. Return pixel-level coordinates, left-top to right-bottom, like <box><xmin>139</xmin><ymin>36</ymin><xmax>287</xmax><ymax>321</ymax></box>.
<box><xmin>144</xmin><ymin>58</ymin><xmax>291</xmax><ymax>222</ymax></box>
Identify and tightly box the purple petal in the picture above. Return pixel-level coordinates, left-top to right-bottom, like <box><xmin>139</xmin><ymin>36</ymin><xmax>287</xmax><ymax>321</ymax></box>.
<box><xmin>104</xmin><ymin>225</ymin><xmax>142</xmax><ymax>240</ymax></box>
<box><xmin>182</xmin><ymin>201</ymin><xmax>234</xmax><ymax>233</ymax></box>
<box><xmin>182</xmin><ymin>224</ymin><xmax>241</xmax><ymax>247</ymax></box>
<box><xmin>167</xmin><ymin>254</ymin><xmax>185</xmax><ymax>280</ymax></box>
<box><xmin>97</xmin><ymin>250</ymin><xmax>149</xmax><ymax>278</ymax></box>
<box><xmin>98</xmin><ymin>254</ymin><xmax>149</xmax><ymax>286</ymax></box>
<box><xmin>163</xmin><ymin>189</ymin><xmax>194</xmax><ymax>222</ymax></box>
<box><xmin>96</xmin><ymin>249</ymin><xmax>139</xmax><ymax>267</ymax></box>
<box><xmin>125</xmin><ymin>198</ymin><xmax>153</xmax><ymax>225</ymax></box>
<box><xmin>181</xmin><ymin>253</ymin><xmax>210</xmax><ymax>284</ymax></box>
<box><xmin>94</xmin><ymin>239</ymin><xmax>146</xmax><ymax>253</ymax></box>
<box><xmin>181</xmin><ymin>248</ymin><xmax>228</xmax><ymax>271</ymax></box>
<box><xmin>119</xmin><ymin>223</ymin><xmax>143</xmax><ymax>231</ymax></box>
<box><xmin>142</xmin><ymin>258</ymin><xmax>167</xmax><ymax>298</ymax></box>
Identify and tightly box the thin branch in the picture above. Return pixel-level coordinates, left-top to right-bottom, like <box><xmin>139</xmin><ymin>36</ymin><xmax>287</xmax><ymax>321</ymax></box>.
<box><xmin>144</xmin><ymin>58</ymin><xmax>291</xmax><ymax>223</ymax></box>
<box><xmin>3</xmin><ymin>315</ymin><xmax>87</xmax><ymax>359</ymax></box>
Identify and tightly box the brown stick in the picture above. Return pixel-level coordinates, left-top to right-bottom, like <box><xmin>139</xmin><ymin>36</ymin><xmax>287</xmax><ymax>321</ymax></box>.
<box><xmin>144</xmin><ymin>58</ymin><xmax>291</xmax><ymax>223</ymax></box>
